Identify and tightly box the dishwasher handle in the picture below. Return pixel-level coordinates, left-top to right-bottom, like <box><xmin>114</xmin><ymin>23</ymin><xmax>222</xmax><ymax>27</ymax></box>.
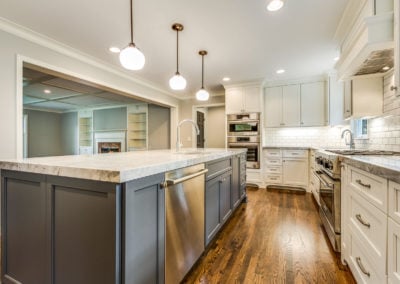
<box><xmin>161</xmin><ymin>169</ymin><xmax>208</xmax><ymax>188</ymax></box>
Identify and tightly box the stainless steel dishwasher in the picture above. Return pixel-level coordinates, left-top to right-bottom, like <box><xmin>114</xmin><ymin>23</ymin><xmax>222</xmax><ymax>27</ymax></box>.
<box><xmin>163</xmin><ymin>164</ymin><xmax>208</xmax><ymax>284</ymax></box>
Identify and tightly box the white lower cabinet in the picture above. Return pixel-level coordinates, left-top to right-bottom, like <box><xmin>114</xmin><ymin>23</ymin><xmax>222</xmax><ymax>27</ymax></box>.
<box><xmin>264</xmin><ymin>148</ymin><xmax>309</xmax><ymax>190</ymax></box>
<box><xmin>342</xmin><ymin>164</ymin><xmax>400</xmax><ymax>284</ymax></box>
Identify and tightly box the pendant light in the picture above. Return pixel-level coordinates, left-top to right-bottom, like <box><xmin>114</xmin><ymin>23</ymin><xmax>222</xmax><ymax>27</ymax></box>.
<box><xmin>196</xmin><ymin>50</ymin><xmax>210</xmax><ymax>101</ymax></box>
<box><xmin>119</xmin><ymin>0</ymin><xmax>145</xmax><ymax>70</ymax></box>
<box><xmin>169</xmin><ymin>23</ymin><xmax>187</xmax><ymax>90</ymax></box>
<box><xmin>267</xmin><ymin>0</ymin><xmax>284</xmax><ymax>11</ymax></box>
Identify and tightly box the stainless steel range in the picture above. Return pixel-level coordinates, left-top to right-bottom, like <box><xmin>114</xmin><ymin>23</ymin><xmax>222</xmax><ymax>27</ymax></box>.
<box><xmin>314</xmin><ymin>150</ymin><xmax>342</xmax><ymax>252</ymax></box>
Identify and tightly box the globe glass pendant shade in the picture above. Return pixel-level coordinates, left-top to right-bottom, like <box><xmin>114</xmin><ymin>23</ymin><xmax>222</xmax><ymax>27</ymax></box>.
<box><xmin>169</xmin><ymin>73</ymin><xmax>187</xmax><ymax>90</ymax></box>
<box><xmin>196</xmin><ymin>88</ymin><xmax>209</xmax><ymax>101</ymax></box>
<box><xmin>267</xmin><ymin>0</ymin><xmax>284</xmax><ymax>11</ymax></box>
<box><xmin>119</xmin><ymin>44</ymin><xmax>145</xmax><ymax>70</ymax></box>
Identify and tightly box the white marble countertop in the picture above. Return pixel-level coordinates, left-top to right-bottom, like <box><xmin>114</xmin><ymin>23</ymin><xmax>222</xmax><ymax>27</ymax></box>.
<box><xmin>0</xmin><ymin>148</ymin><xmax>246</xmax><ymax>183</ymax></box>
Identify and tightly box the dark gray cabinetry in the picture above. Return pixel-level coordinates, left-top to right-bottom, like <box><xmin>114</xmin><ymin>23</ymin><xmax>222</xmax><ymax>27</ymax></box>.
<box><xmin>123</xmin><ymin>173</ymin><xmax>164</xmax><ymax>284</ymax></box>
<box><xmin>1</xmin><ymin>170</ymin><xmax>164</xmax><ymax>284</ymax></box>
<box><xmin>205</xmin><ymin>158</ymin><xmax>232</xmax><ymax>246</ymax></box>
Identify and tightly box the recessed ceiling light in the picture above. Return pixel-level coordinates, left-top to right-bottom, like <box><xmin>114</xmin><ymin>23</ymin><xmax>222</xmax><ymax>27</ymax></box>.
<box><xmin>267</xmin><ymin>0</ymin><xmax>284</xmax><ymax>11</ymax></box>
<box><xmin>334</xmin><ymin>56</ymin><xmax>340</xmax><ymax>61</ymax></box>
<box><xmin>44</xmin><ymin>89</ymin><xmax>51</xmax><ymax>94</ymax></box>
<box><xmin>222</xmin><ymin>77</ymin><xmax>231</xmax><ymax>82</ymax></box>
<box><xmin>109</xmin><ymin>46</ymin><xmax>121</xmax><ymax>53</ymax></box>
<box><xmin>382</xmin><ymin>66</ymin><xmax>390</xmax><ymax>71</ymax></box>
<box><xmin>276</xmin><ymin>69</ymin><xmax>285</xmax><ymax>74</ymax></box>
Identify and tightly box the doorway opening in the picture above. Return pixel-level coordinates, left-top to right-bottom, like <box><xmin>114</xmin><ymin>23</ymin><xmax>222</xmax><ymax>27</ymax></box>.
<box><xmin>193</xmin><ymin>105</ymin><xmax>226</xmax><ymax>149</ymax></box>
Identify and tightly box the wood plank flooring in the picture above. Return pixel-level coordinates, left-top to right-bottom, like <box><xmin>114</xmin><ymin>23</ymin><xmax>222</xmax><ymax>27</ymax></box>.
<box><xmin>184</xmin><ymin>187</ymin><xmax>355</xmax><ymax>284</ymax></box>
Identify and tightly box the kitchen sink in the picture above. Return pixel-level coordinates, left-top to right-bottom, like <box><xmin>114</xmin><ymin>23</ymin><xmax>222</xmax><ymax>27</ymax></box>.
<box><xmin>326</xmin><ymin>149</ymin><xmax>400</xmax><ymax>155</ymax></box>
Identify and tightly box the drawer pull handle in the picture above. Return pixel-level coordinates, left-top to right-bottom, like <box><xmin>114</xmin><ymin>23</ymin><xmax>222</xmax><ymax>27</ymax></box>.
<box><xmin>356</xmin><ymin>179</ymin><xmax>371</xmax><ymax>189</ymax></box>
<box><xmin>355</xmin><ymin>214</ymin><xmax>370</xmax><ymax>228</ymax></box>
<box><xmin>356</xmin><ymin>257</ymin><xmax>370</xmax><ymax>277</ymax></box>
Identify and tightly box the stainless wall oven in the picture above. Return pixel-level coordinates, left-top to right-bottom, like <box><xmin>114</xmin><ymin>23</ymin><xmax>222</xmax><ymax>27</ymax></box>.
<box><xmin>227</xmin><ymin>113</ymin><xmax>260</xmax><ymax>136</ymax></box>
<box><xmin>228</xmin><ymin>136</ymin><xmax>260</xmax><ymax>169</ymax></box>
<box><xmin>314</xmin><ymin>150</ymin><xmax>341</xmax><ymax>252</ymax></box>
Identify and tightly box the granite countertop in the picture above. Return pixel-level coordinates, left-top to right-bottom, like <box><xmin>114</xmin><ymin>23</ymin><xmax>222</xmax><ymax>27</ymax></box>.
<box><xmin>0</xmin><ymin>148</ymin><xmax>246</xmax><ymax>183</ymax></box>
<box><xmin>340</xmin><ymin>155</ymin><xmax>400</xmax><ymax>183</ymax></box>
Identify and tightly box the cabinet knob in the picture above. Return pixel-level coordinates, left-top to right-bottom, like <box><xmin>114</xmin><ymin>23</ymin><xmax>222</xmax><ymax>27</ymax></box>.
<box><xmin>300</xmin><ymin>122</ymin><xmax>304</xmax><ymax>125</ymax></box>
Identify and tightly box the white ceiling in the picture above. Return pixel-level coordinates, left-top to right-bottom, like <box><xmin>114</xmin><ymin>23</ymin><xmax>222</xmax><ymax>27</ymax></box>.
<box><xmin>0</xmin><ymin>0</ymin><xmax>348</xmax><ymax>98</ymax></box>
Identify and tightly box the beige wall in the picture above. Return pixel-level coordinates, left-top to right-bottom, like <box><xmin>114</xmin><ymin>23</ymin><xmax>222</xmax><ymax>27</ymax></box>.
<box><xmin>206</xmin><ymin>106</ymin><xmax>226</xmax><ymax>148</ymax></box>
<box><xmin>148</xmin><ymin>104</ymin><xmax>170</xmax><ymax>150</ymax></box>
<box><xmin>179</xmin><ymin>96</ymin><xmax>225</xmax><ymax>148</ymax></box>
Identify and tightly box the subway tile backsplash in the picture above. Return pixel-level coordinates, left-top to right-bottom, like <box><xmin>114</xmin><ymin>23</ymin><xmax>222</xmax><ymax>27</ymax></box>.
<box><xmin>264</xmin><ymin>71</ymin><xmax>400</xmax><ymax>151</ymax></box>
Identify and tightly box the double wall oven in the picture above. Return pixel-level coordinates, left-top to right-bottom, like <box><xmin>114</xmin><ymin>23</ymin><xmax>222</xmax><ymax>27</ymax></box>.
<box><xmin>314</xmin><ymin>150</ymin><xmax>341</xmax><ymax>252</ymax></box>
<box><xmin>227</xmin><ymin>113</ymin><xmax>260</xmax><ymax>169</ymax></box>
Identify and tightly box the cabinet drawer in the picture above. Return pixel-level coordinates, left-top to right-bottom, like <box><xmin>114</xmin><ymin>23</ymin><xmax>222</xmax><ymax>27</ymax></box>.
<box><xmin>389</xmin><ymin>181</ymin><xmax>400</xmax><ymax>224</ymax></box>
<box><xmin>265</xmin><ymin>166</ymin><xmax>282</xmax><ymax>174</ymax></box>
<box><xmin>264</xmin><ymin>149</ymin><xmax>281</xmax><ymax>158</ymax></box>
<box><xmin>265</xmin><ymin>158</ymin><xmax>282</xmax><ymax>166</ymax></box>
<box><xmin>348</xmin><ymin>232</ymin><xmax>386</xmax><ymax>284</ymax></box>
<box><xmin>282</xmin><ymin>149</ymin><xmax>308</xmax><ymax>158</ymax></box>
<box><xmin>265</xmin><ymin>174</ymin><xmax>282</xmax><ymax>184</ymax></box>
<box><xmin>348</xmin><ymin>191</ymin><xmax>387</xmax><ymax>273</ymax></box>
<box><xmin>348</xmin><ymin>166</ymin><xmax>388</xmax><ymax>212</ymax></box>
<box><xmin>388</xmin><ymin>217</ymin><xmax>400</xmax><ymax>284</ymax></box>
<box><xmin>206</xmin><ymin>158</ymin><xmax>231</xmax><ymax>180</ymax></box>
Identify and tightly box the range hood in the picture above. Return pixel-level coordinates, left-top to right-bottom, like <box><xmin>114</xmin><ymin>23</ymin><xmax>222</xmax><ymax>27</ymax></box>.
<box><xmin>336</xmin><ymin>10</ymin><xmax>394</xmax><ymax>79</ymax></box>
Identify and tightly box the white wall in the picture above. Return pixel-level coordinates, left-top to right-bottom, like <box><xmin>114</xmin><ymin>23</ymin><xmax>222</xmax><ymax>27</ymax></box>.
<box><xmin>0</xmin><ymin>21</ymin><xmax>180</xmax><ymax>159</ymax></box>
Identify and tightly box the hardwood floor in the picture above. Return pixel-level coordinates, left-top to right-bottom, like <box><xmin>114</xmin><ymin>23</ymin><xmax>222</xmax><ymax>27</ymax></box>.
<box><xmin>184</xmin><ymin>187</ymin><xmax>355</xmax><ymax>284</ymax></box>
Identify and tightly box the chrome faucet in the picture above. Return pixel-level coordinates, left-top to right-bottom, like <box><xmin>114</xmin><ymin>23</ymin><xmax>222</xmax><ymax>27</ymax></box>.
<box><xmin>341</xmin><ymin>129</ymin><xmax>355</xmax><ymax>150</ymax></box>
<box><xmin>176</xmin><ymin>119</ymin><xmax>200</xmax><ymax>152</ymax></box>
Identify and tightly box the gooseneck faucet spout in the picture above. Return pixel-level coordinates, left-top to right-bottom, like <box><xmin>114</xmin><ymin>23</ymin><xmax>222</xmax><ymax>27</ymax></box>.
<box><xmin>176</xmin><ymin>119</ymin><xmax>200</xmax><ymax>152</ymax></box>
<box><xmin>341</xmin><ymin>129</ymin><xmax>355</xmax><ymax>150</ymax></box>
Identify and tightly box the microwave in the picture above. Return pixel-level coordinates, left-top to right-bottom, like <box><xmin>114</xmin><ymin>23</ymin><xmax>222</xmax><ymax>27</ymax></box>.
<box><xmin>227</xmin><ymin>113</ymin><xmax>260</xmax><ymax>136</ymax></box>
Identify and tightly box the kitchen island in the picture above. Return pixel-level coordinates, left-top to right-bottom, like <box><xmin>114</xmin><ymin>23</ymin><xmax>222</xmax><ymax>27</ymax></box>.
<box><xmin>0</xmin><ymin>148</ymin><xmax>246</xmax><ymax>284</ymax></box>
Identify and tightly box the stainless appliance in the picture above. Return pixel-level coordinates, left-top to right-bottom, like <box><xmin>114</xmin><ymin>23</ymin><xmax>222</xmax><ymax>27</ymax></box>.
<box><xmin>314</xmin><ymin>150</ymin><xmax>342</xmax><ymax>252</ymax></box>
<box><xmin>227</xmin><ymin>113</ymin><xmax>260</xmax><ymax>136</ymax></box>
<box><xmin>228</xmin><ymin>136</ymin><xmax>260</xmax><ymax>169</ymax></box>
<box><xmin>163</xmin><ymin>164</ymin><xmax>208</xmax><ymax>284</ymax></box>
<box><xmin>227</xmin><ymin>113</ymin><xmax>261</xmax><ymax>169</ymax></box>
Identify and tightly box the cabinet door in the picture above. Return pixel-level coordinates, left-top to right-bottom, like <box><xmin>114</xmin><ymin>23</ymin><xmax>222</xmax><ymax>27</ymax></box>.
<box><xmin>225</xmin><ymin>88</ymin><xmax>244</xmax><ymax>114</ymax></box>
<box><xmin>329</xmin><ymin>74</ymin><xmax>344</xmax><ymax>126</ymax></box>
<box><xmin>395</xmin><ymin>0</ymin><xmax>400</xmax><ymax>97</ymax></box>
<box><xmin>282</xmin><ymin>158</ymin><xmax>308</xmax><ymax>187</ymax></box>
<box><xmin>300</xmin><ymin>81</ymin><xmax>326</xmax><ymax>126</ymax></box>
<box><xmin>388</xmin><ymin>217</ymin><xmax>400</xmax><ymax>284</ymax></box>
<box><xmin>264</xmin><ymin>86</ymin><xmax>283</xmax><ymax>127</ymax></box>
<box><xmin>205</xmin><ymin>176</ymin><xmax>221</xmax><ymax>246</ymax></box>
<box><xmin>231</xmin><ymin>156</ymin><xmax>241</xmax><ymax>209</ymax></box>
<box><xmin>282</xmin><ymin>85</ymin><xmax>300</xmax><ymax>127</ymax></box>
<box><xmin>243</xmin><ymin>86</ymin><xmax>261</xmax><ymax>112</ymax></box>
<box><xmin>343</xmin><ymin>80</ymin><xmax>352</xmax><ymax>119</ymax></box>
<box><xmin>219</xmin><ymin>172</ymin><xmax>232</xmax><ymax>224</ymax></box>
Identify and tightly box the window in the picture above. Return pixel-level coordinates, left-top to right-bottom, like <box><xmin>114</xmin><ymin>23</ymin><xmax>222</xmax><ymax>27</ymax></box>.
<box><xmin>351</xmin><ymin>119</ymin><xmax>368</xmax><ymax>139</ymax></box>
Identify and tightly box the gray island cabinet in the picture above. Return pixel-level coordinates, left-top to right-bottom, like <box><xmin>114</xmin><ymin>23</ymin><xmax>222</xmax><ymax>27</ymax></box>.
<box><xmin>0</xmin><ymin>148</ymin><xmax>246</xmax><ymax>284</ymax></box>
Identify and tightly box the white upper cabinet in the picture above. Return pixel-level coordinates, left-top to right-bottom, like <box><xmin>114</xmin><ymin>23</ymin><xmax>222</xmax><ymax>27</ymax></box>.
<box><xmin>282</xmin><ymin>85</ymin><xmax>301</xmax><ymax>127</ymax></box>
<box><xmin>225</xmin><ymin>85</ymin><xmax>261</xmax><ymax>114</ymax></box>
<box><xmin>328</xmin><ymin>73</ymin><xmax>345</xmax><ymax>126</ymax></box>
<box><xmin>394</xmin><ymin>0</ymin><xmax>400</xmax><ymax>97</ymax></box>
<box><xmin>264</xmin><ymin>80</ymin><xmax>326</xmax><ymax>127</ymax></box>
<box><xmin>264</xmin><ymin>86</ymin><xmax>282</xmax><ymax>127</ymax></box>
<box><xmin>344</xmin><ymin>75</ymin><xmax>383</xmax><ymax>119</ymax></box>
<box><xmin>300</xmin><ymin>82</ymin><xmax>326</xmax><ymax>126</ymax></box>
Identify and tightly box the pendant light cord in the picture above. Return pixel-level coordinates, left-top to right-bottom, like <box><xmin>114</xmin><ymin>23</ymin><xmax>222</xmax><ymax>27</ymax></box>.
<box><xmin>201</xmin><ymin>54</ymin><xmax>204</xmax><ymax>88</ymax></box>
<box><xmin>176</xmin><ymin>29</ymin><xmax>179</xmax><ymax>74</ymax></box>
<box><xmin>130</xmin><ymin>0</ymin><xmax>134</xmax><ymax>44</ymax></box>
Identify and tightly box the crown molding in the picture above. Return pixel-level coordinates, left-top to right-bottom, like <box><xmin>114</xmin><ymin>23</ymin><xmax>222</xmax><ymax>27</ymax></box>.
<box><xmin>222</xmin><ymin>79</ymin><xmax>264</xmax><ymax>89</ymax></box>
<box><xmin>0</xmin><ymin>16</ymin><xmax>181</xmax><ymax>100</ymax></box>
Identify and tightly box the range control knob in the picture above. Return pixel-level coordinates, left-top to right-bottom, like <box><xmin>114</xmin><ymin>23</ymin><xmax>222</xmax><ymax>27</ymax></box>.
<box><xmin>327</xmin><ymin>161</ymin><xmax>333</xmax><ymax>170</ymax></box>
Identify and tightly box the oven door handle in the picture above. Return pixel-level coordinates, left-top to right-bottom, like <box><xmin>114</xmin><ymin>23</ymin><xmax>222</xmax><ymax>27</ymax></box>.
<box><xmin>228</xmin><ymin>120</ymin><xmax>259</xmax><ymax>124</ymax></box>
<box><xmin>314</xmin><ymin>170</ymin><xmax>333</xmax><ymax>188</ymax></box>
<box><xmin>228</xmin><ymin>143</ymin><xmax>259</xmax><ymax>148</ymax></box>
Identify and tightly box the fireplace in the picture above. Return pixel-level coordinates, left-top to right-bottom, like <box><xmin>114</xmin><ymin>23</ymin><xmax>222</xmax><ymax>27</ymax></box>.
<box><xmin>94</xmin><ymin>131</ymin><xmax>126</xmax><ymax>154</ymax></box>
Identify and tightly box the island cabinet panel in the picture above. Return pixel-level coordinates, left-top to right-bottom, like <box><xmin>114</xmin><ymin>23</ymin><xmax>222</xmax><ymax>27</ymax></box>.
<box><xmin>1</xmin><ymin>172</ymin><xmax>49</xmax><ymax>284</ymax></box>
<box><xmin>1</xmin><ymin>170</ymin><xmax>122</xmax><ymax>284</ymax></box>
<box><xmin>122</xmin><ymin>173</ymin><xmax>164</xmax><ymax>284</ymax></box>
<box><xmin>231</xmin><ymin>155</ymin><xmax>240</xmax><ymax>208</ymax></box>
<box><xmin>205</xmin><ymin>176</ymin><xmax>222</xmax><ymax>245</ymax></box>
<box><xmin>219</xmin><ymin>171</ymin><xmax>233</xmax><ymax>224</ymax></box>
<box><xmin>49</xmin><ymin>176</ymin><xmax>121</xmax><ymax>284</ymax></box>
